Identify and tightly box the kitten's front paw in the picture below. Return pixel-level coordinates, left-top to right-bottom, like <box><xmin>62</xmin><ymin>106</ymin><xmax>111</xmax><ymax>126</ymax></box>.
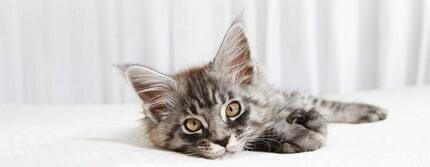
<box><xmin>281</xmin><ymin>142</ymin><xmax>302</xmax><ymax>153</ymax></box>
<box><xmin>286</xmin><ymin>109</ymin><xmax>307</xmax><ymax>124</ymax></box>
<box><xmin>354</xmin><ymin>104</ymin><xmax>388</xmax><ymax>123</ymax></box>
<box><xmin>281</xmin><ymin>130</ymin><xmax>325</xmax><ymax>153</ymax></box>
<box><xmin>286</xmin><ymin>108</ymin><xmax>327</xmax><ymax>135</ymax></box>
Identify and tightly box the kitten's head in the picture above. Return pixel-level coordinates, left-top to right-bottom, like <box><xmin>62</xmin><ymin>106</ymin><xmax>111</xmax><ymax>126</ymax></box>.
<box><xmin>123</xmin><ymin>22</ymin><xmax>269</xmax><ymax>159</ymax></box>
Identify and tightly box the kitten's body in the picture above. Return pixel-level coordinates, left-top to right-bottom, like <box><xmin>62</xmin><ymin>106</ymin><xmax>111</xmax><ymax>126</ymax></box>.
<box><xmin>122</xmin><ymin>22</ymin><xmax>387</xmax><ymax>159</ymax></box>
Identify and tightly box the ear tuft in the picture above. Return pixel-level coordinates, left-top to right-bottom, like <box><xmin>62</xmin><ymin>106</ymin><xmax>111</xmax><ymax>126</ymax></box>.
<box><xmin>213</xmin><ymin>22</ymin><xmax>255</xmax><ymax>85</ymax></box>
<box><xmin>120</xmin><ymin>64</ymin><xmax>176</xmax><ymax>122</ymax></box>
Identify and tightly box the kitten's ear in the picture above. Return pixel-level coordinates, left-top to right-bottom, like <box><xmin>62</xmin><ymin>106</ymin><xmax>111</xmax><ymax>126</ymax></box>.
<box><xmin>120</xmin><ymin>65</ymin><xmax>176</xmax><ymax>123</ymax></box>
<box><xmin>213</xmin><ymin>22</ymin><xmax>256</xmax><ymax>85</ymax></box>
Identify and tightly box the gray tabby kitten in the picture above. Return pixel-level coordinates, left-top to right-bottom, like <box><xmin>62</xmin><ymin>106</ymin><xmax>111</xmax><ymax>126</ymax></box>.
<box><xmin>121</xmin><ymin>22</ymin><xmax>387</xmax><ymax>159</ymax></box>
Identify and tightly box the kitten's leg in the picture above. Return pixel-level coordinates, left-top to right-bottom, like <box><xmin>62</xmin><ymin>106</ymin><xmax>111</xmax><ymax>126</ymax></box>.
<box><xmin>282</xmin><ymin>108</ymin><xmax>327</xmax><ymax>153</ymax></box>
<box><xmin>319</xmin><ymin>101</ymin><xmax>388</xmax><ymax>123</ymax></box>
<box><xmin>285</xmin><ymin>92</ymin><xmax>388</xmax><ymax>124</ymax></box>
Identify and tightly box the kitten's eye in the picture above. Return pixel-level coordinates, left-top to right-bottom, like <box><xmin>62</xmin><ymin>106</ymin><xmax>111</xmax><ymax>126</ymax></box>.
<box><xmin>226</xmin><ymin>101</ymin><xmax>241</xmax><ymax>118</ymax></box>
<box><xmin>184</xmin><ymin>118</ymin><xmax>202</xmax><ymax>132</ymax></box>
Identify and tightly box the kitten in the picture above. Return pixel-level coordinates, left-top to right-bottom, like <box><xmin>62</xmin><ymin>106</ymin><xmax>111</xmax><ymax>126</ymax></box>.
<box><xmin>120</xmin><ymin>22</ymin><xmax>387</xmax><ymax>159</ymax></box>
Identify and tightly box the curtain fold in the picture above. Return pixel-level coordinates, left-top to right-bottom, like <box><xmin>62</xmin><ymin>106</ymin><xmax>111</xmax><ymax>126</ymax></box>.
<box><xmin>0</xmin><ymin>0</ymin><xmax>429</xmax><ymax>104</ymax></box>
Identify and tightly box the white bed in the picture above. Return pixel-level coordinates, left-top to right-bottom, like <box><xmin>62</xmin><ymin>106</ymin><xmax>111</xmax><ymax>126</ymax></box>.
<box><xmin>1</xmin><ymin>87</ymin><xmax>429</xmax><ymax>167</ymax></box>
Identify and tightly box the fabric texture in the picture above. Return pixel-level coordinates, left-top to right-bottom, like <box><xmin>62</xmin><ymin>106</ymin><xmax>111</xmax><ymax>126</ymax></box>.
<box><xmin>1</xmin><ymin>86</ymin><xmax>429</xmax><ymax>167</ymax></box>
<box><xmin>1</xmin><ymin>0</ymin><xmax>430</xmax><ymax>104</ymax></box>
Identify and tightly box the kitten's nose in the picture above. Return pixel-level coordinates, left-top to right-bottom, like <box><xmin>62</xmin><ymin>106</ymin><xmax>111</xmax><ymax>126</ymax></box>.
<box><xmin>214</xmin><ymin>137</ymin><xmax>229</xmax><ymax>147</ymax></box>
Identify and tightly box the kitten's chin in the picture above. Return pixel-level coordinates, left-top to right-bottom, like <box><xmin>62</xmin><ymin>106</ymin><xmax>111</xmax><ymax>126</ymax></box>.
<box><xmin>203</xmin><ymin>148</ymin><xmax>244</xmax><ymax>159</ymax></box>
<box><xmin>204</xmin><ymin>152</ymin><xmax>237</xmax><ymax>160</ymax></box>
<box><xmin>226</xmin><ymin>144</ymin><xmax>244</xmax><ymax>153</ymax></box>
<box><xmin>204</xmin><ymin>151</ymin><xmax>226</xmax><ymax>159</ymax></box>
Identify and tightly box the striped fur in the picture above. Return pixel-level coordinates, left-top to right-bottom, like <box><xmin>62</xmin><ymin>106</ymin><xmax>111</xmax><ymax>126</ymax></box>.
<box><xmin>121</xmin><ymin>22</ymin><xmax>387</xmax><ymax>159</ymax></box>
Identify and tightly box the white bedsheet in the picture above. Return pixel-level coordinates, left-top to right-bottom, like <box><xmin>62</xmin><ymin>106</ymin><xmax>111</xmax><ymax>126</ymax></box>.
<box><xmin>1</xmin><ymin>87</ymin><xmax>429</xmax><ymax>167</ymax></box>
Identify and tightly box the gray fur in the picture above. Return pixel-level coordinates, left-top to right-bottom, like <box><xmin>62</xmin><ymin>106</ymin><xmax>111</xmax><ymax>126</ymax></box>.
<box><xmin>121</xmin><ymin>22</ymin><xmax>387</xmax><ymax>159</ymax></box>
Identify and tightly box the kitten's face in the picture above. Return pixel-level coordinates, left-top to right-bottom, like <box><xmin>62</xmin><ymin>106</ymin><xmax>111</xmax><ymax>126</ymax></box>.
<box><xmin>151</xmin><ymin>68</ymin><xmax>266</xmax><ymax>159</ymax></box>
<box><xmin>123</xmin><ymin>22</ymin><xmax>265</xmax><ymax>159</ymax></box>
<box><xmin>158</xmin><ymin>83</ymin><xmax>256</xmax><ymax>158</ymax></box>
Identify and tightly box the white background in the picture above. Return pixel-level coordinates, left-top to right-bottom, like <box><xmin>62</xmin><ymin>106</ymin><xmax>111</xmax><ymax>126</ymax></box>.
<box><xmin>1</xmin><ymin>0</ymin><xmax>430</xmax><ymax>104</ymax></box>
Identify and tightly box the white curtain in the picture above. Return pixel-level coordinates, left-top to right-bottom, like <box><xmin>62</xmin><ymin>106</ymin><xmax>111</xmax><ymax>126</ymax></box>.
<box><xmin>1</xmin><ymin>0</ymin><xmax>429</xmax><ymax>104</ymax></box>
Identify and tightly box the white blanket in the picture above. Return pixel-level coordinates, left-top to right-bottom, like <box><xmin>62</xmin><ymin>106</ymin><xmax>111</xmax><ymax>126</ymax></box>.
<box><xmin>1</xmin><ymin>87</ymin><xmax>429</xmax><ymax>167</ymax></box>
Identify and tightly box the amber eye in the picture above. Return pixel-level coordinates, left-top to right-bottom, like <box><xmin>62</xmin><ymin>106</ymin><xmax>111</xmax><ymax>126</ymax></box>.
<box><xmin>184</xmin><ymin>118</ymin><xmax>202</xmax><ymax>132</ymax></box>
<box><xmin>225</xmin><ymin>101</ymin><xmax>241</xmax><ymax>118</ymax></box>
